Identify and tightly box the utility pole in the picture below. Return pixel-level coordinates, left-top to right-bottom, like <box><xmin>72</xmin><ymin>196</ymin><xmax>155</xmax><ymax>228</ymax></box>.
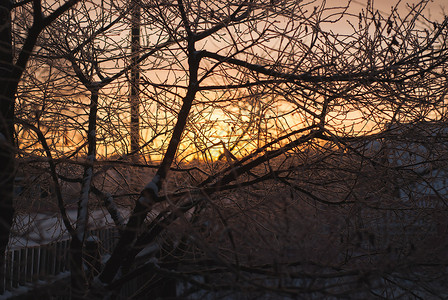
<box><xmin>130</xmin><ymin>0</ymin><xmax>140</xmax><ymax>157</ymax></box>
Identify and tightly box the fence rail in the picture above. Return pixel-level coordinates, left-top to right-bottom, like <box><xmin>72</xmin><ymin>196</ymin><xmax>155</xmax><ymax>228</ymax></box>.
<box><xmin>0</xmin><ymin>227</ymin><xmax>119</xmax><ymax>296</ymax></box>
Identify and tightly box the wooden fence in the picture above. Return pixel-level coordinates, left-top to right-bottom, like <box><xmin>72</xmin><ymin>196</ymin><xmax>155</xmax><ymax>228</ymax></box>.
<box><xmin>0</xmin><ymin>227</ymin><xmax>119</xmax><ymax>296</ymax></box>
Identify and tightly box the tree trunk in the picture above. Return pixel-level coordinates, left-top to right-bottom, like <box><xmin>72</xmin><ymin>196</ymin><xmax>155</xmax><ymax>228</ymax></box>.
<box><xmin>70</xmin><ymin>88</ymin><xmax>99</xmax><ymax>297</ymax></box>
<box><xmin>70</xmin><ymin>237</ymin><xmax>87</xmax><ymax>299</ymax></box>
<box><xmin>0</xmin><ymin>1</ymin><xmax>15</xmax><ymax>293</ymax></box>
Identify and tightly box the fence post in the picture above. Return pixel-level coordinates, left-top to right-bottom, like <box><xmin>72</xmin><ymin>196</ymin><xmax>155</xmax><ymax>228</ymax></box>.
<box><xmin>54</xmin><ymin>242</ymin><xmax>60</xmax><ymax>274</ymax></box>
<box><xmin>5</xmin><ymin>250</ymin><xmax>12</xmax><ymax>292</ymax></box>
<box><xmin>4</xmin><ymin>250</ymin><xmax>12</xmax><ymax>292</ymax></box>
<box><xmin>60</xmin><ymin>240</ymin><xmax>67</xmax><ymax>272</ymax></box>
<box><xmin>26</xmin><ymin>247</ymin><xmax>33</xmax><ymax>283</ymax></box>
<box><xmin>64</xmin><ymin>239</ymin><xmax>70</xmax><ymax>271</ymax></box>
<box><xmin>33</xmin><ymin>247</ymin><xmax>40</xmax><ymax>281</ymax></box>
<box><xmin>19</xmin><ymin>248</ymin><xmax>26</xmax><ymax>286</ymax></box>
<box><xmin>12</xmin><ymin>250</ymin><xmax>19</xmax><ymax>288</ymax></box>
<box><xmin>48</xmin><ymin>243</ymin><xmax>56</xmax><ymax>275</ymax></box>
<box><xmin>39</xmin><ymin>245</ymin><xmax>47</xmax><ymax>280</ymax></box>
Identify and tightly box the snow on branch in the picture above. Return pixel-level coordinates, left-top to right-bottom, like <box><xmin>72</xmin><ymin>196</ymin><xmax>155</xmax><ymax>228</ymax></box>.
<box><xmin>104</xmin><ymin>192</ymin><xmax>125</xmax><ymax>229</ymax></box>
<box><xmin>77</xmin><ymin>165</ymin><xmax>93</xmax><ymax>241</ymax></box>
<box><xmin>138</xmin><ymin>175</ymin><xmax>160</xmax><ymax>207</ymax></box>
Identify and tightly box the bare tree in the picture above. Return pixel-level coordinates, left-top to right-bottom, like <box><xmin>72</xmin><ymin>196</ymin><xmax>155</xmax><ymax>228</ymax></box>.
<box><xmin>6</xmin><ymin>0</ymin><xmax>448</xmax><ymax>298</ymax></box>
<box><xmin>0</xmin><ymin>0</ymin><xmax>79</xmax><ymax>293</ymax></box>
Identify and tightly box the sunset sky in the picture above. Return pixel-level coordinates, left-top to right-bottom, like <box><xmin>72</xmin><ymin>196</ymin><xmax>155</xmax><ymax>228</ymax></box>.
<box><xmin>14</xmin><ymin>0</ymin><xmax>447</xmax><ymax>162</ymax></box>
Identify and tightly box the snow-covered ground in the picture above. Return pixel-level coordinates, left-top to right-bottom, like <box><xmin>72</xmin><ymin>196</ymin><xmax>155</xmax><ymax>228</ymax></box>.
<box><xmin>0</xmin><ymin>272</ymin><xmax>70</xmax><ymax>300</ymax></box>
<box><xmin>9</xmin><ymin>209</ymin><xmax>130</xmax><ymax>249</ymax></box>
